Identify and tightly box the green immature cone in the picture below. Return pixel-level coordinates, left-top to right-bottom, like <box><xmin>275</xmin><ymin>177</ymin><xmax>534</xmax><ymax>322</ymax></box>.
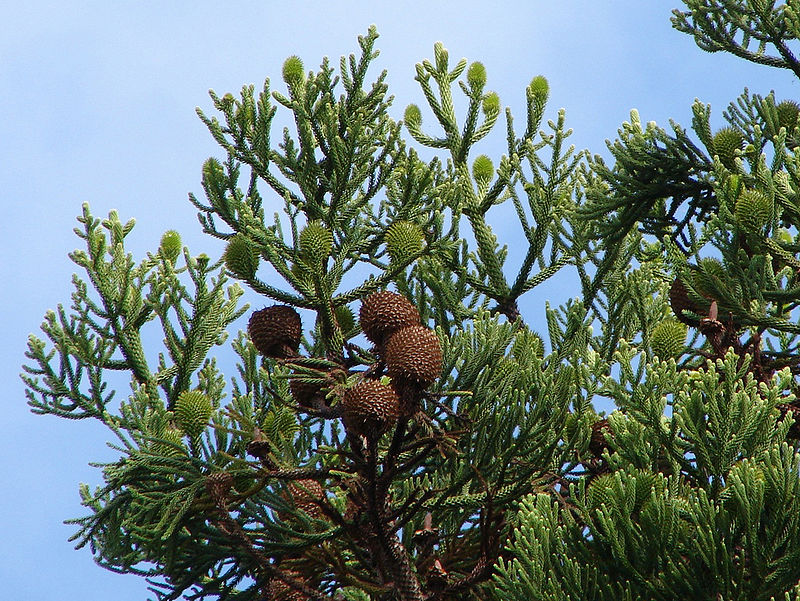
<box><xmin>466</xmin><ymin>61</ymin><xmax>487</xmax><ymax>90</ymax></box>
<box><xmin>482</xmin><ymin>92</ymin><xmax>500</xmax><ymax>115</ymax></box>
<box><xmin>385</xmin><ymin>221</ymin><xmax>424</xmax><ymax>265</ymax></box>
<box><xmin>529</xmin><ymin>75</ymin><xmax>549</xmax><ymax>104</ymax></box>
<box><xmin>223</xmin><ymin>235</ymin><xmax>259</xmax><ymax>279</ymax></box>
<box><xmin>651</xmin><ymin>320</ymin><xmax>688</xmax><ymax>359</ymax></box>
<box><xmin>776</xmin><ymin>99</ymin><xmax>800</xmax><ymax>133</ymax></box>
<box><xmin>152</xmin><ymin>427</ymin><xmax>186</xmax><ymax>458</ymax></box>
<box><xmin>472</xmin><ymin>155</ymin><xmax>494</xmax><ymax>184</ymax></box>
<box><xmin>404</xmin><ymin>104</ymin><xmax>422</xmax><ymax>128</ymax></box>
<box><xmin>735</xmin><ymin>189</ymin><xmax>773</xmax><ymax>233</ymax></box>
<box><xmin>299</xmin><ymin>221</ymin><xmax>334</xmax><ymax>265</ymax></box>
<box><xmin>174</xmin><ymin>390</ymin><xmax>213</xmax><ymax>439</ymax></box>
<box><xmin>282</xmin><ymin>55</ymin><xmax>304</xmax><ymax>85</ymax></box>
<box><xmin>712</xmin><ymin>127</ymin><xmax>744</xmax><ymax>170</ymax></box>
<box><xmin>159</xmin><ymin>230</ymin><xmax>182</xmax><ymax>263</ymax></box>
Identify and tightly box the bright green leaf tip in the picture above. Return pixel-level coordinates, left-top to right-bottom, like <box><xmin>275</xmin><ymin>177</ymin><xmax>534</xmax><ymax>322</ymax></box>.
<box><xmin>467</xmin><ymin>62</ymin><xmax>487</xmax><ymax>89</ymax></box>
<box><xmin>159</xmin><ymin>230</ymin><xmax>182</xmax><ymax>263</ymax></box>
<box><xmin>282</xmin><ymin>55</ymin><xmax>304</xmax><ymax>85</ymax></box>
<box><xmin>482</xmin><ymin>92</ymin><xmax>500</xmax><ymax>115</ymax></box>
<box><xmin>529</xmin><ymin>75</ymin><xmax>549</xmax><ymax>101</ymax></box>
<box><xmin>404</xmin><ymin>104</ymin><xmax>422</xmax><ymax>127</ymax></box>
<box><xmin>472</xmin><ymin>155</ymin><xmax>494</xmax><ymax>182</ymax></box>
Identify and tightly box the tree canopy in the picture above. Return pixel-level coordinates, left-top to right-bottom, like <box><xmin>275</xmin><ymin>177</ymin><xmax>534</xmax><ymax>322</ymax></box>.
<box><xmin>21</xmin><ymin>2</ymin><xmax>800</xmax><ymax>600</ymax></box>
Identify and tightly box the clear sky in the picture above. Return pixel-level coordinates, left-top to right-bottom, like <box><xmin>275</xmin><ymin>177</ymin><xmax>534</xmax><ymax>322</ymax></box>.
<box><xmin>2</xmin><ymin>2</ymin><xmax>797</xmax><ymax>600</ymax></box>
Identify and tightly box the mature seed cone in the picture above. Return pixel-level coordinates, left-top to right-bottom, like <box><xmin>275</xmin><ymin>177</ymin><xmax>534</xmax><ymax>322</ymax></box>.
<box><xmin>205</xmin><ymin>471</ymin><xmax>234</xmax><ymax>501</ymax></box>
<box><xmin>342</xmin><ymin>379</ymin><xmax>401</xmax><ymax>437</ymax></box>
<box><xmin>669</xmin><ymin>277</ymin><xmax>703</xmax><ymax>326</ymax></box>
<box><xmin>359</xmin><ymin>290</ymin><xmax>420</xmax><ymax>346</ymax></box>
<box><xmin>385</xmin><ymin>221</ymin><xmax>424</xmax><ymax>265</ymax></box>
<box><xmin>223</xmin><ymin>234</ymin><xmax>259</xmax><ymax>279</ymax></box>
<box><xmin>174</xmin><ymin>390</ymin><xmax>213</xmax><ymax>438</ymax></box>
<box><xmin>298</xmin><ymin>221</ymin><xmax>333</xmax><ymax>264</ymax></box>
<box><xmin>651</xmin><ymin>319</ymin><xmax>688</xmax><ymax>359</ymax></box>
<box><xmin>248</xmin><ymin>305</ymin><xmax>302</xmax><ymax>358</ymax></box>
<box><xmin>385</xmin><ymin>325</ymin><xmax>442</xmax><ymax>388</ymax></box>
<box><xmin>290</xmin><ymin>377</ymin><xmax>323</xmax><ymax>408</ymax></box>
<box><xmin>286</xmin><ymin>479</ymin><xmax>325</xmax><ymax>520</ymax></box>
<box><xmin>246</xmin><ymin>439</ymin><xmax>273</xmax><ymax>466</ymax></box>
<box><xmin>588</xmin><ymin>418</ymin><xmax>611</xmax><ymax>459</ymax></box>
<box><xmin>265</xmin><ymin>570</ymin><xmax>311</xmax><ymax>601</ymax></box>
<box><xmin>712</xmin><ymin>127</ymin><xmax>744</xmax><ymax>170</ymax></box>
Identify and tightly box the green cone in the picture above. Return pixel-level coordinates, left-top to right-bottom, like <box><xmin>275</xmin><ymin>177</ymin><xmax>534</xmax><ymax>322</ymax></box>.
<box><xmin>651</xmin><ymin>320</ymin><xmax>688</xmax><ymax>359</ymax></box>
<box><xmin>223</xmin><ymin>235</ymin><xmax>259</xmax><ymax>279</ymax></box>
<box><xmin>712</xmin><ymin>127</ymin><xmax>744</xmax><ymax>170</ymax></box>
<box><xmin>385</xmin><ymin>221</ymin><xmax>424</xmax><ymax>265</ymax></box>
<box><xmin>174</xmin><ymin>390</ymin><xmax>213</xmax><ymax>439</ymax></box>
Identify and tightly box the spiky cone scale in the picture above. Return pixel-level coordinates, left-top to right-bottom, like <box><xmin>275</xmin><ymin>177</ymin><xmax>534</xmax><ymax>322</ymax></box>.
<box><xmin>342</xmin><ymin>379</ymin><xmax>401</xmax><ymax>438</ymax></box>
<box><xmin>391</xmin><ymin>379</ymin><xmax>425</xmax><ymax>418</ymax></box>
<box><xmin>248</xmin><ymin>305</ymin><xmax>302</xmax><ymax>358</ymax></box>
<box><xmin>298</xmin><ymin>221</ymin><xmax>333</xmax><ymax>265</ymax></box>
<box><xmin>735</xmin><ymin>189</ymin><xmax>773</xmax><ymax>234</ymax></box>
<box><xmin>385</xmin><ymin>221</ymin><xmax>424</xmax><ymax>265</ymax></box>
<box><xmin>384</xmin><ymin>325</ymin><xmax>443</xmax><ymax>389</ymax></box>
<box><xmin>651</xmin><ymin>320</ymin><xmax>688</xmax><ymax>360</ymax></box>
<box><xmin>223</xmin><ymin>235</ymin><xmax>259</xmax><ymax>279</ymax></box>
<box><xmin>174</xmin><ymin>390</ymin><xmax>213</xmax><ymax>439</ymax></box>
<box><xmin>359</xmin><ymin>290</ymin><xmax>420</xmax><ymax>346</ymax></box>
<box><xmin>712</xmin><ymin>127</ymin><xmax>744</xmax><ymax>170</ymax></box>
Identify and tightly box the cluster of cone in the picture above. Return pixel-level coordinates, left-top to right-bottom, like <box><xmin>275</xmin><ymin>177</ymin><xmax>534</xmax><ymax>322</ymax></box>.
<box><xmin>245</xmin><ymin>290</ymin><xmax>442</xmax><ymax>439</ymax></box>
<box><xmin>344</xmin><ymin>290</ymin><xmax>442</xmax><ymax>437</ymax></box>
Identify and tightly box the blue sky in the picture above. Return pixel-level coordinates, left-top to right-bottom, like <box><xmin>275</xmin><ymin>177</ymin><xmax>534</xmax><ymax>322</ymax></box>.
<box><xmin>2</xmin><ymin>2</ymin><xmax>797</xmax><ymax>600</ymax></box>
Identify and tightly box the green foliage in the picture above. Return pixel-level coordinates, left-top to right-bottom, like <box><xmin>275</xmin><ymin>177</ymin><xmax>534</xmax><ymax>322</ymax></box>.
<box><xmin>21</xmin><ymin>6</ymin><xmax>800</xmax><ymax>601</ymax></box>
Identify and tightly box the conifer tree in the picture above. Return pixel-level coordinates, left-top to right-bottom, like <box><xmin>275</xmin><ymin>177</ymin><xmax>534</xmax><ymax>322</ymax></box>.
<box><xmin>20</xmin><ymin>4</ymin><xmax>800</xmax><ymax>601</ymax></box>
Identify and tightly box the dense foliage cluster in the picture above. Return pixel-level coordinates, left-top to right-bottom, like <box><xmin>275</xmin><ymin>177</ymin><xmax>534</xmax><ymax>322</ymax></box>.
<box><xmin>21</xmin><ymin>2</ymin><xmax>800</xmax><ymax>599</ymax></box>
